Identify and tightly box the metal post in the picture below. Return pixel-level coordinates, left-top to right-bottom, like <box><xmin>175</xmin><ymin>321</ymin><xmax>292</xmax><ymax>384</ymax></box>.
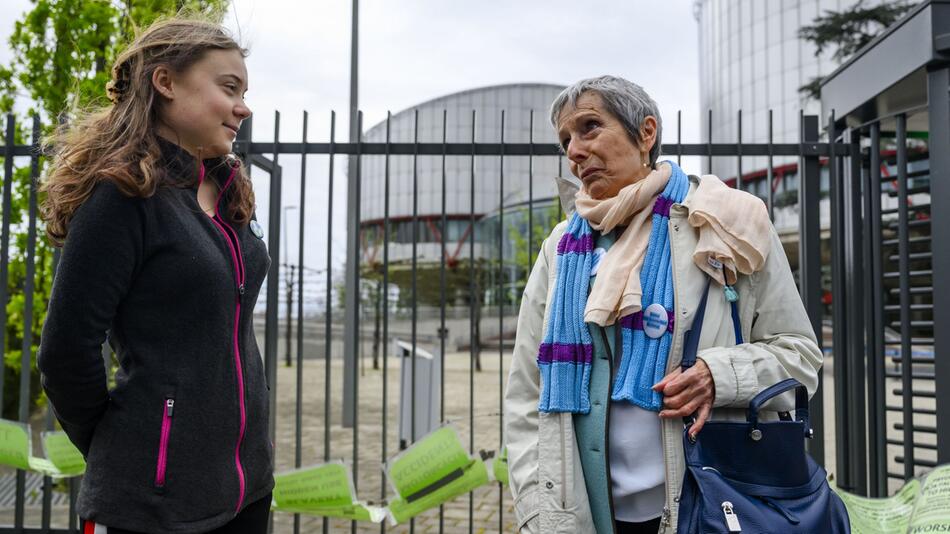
<box><xmin>282</xmin><ymin>204</ymin><xmax>297</xmax><ymax>368</ymax></box>
<box><xmin>865</xmin><ymin>122</ymin><xmax>887</xmax><ymax>497</ymax></box>
<box><xmin>929</xmin><ymin>67</ymin><xmax>950</xmax><ymax>464</ymax></box>
<box><xmin>265</xmin><ymin>112</ymin><xmax>282</xmax><ymax>447</ymax></box>
<box><xmin>828</xmin><ymin>111</ymin><xmax>852</xmax><ymax>490</ymax></box>
<box><xmin>286</xmin><ymin>264</ymin><xmax>295</xmax><ymax>367</ymax></box>
<box><xmin>0</xmin><ymin>114</ymin><xmax>15</xmax><ymax>412</ymax></box>
<box><xmin>293</xmin><ymin>110</ymin><xmax>308</xmax><ymax>534</ymax></box>
<box><xmin>799</xmin><ymin>115</ymin><xmax>824</xmax><ymax>467</ymax></box>
<box><xmin>342</xmin><ymin>0</ymin><xmax>360</xmax><ymax>428</ymax></box>
<box><xmin>843</xmin><ymin>127</ymin><xmax>867</xmax><ymax>495</ymax></box>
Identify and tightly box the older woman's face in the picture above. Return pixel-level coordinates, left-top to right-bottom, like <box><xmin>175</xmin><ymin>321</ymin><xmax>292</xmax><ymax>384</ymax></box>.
<box><xmin>557</xmin><ymin>92</ymin><xmax>656</xmax><ymax>200</ymax></box>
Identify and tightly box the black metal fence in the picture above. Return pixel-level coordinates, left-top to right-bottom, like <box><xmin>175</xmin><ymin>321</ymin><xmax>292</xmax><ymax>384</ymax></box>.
<box><xmin>827</xmin><ymin>99</ymin><xmax>946</xmax><ymax>498</ymax></box>
<box><xmin>0</xmin><ymin>107</ymin><xmax>890</xmax><ymax>532</ymax></box>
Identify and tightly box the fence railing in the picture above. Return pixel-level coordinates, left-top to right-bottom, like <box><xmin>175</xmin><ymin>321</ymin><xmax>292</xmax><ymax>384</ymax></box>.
<box><xmin>0</xmin><ymin>109</ymin><xmax>861</xmax><ymax>533</ymax></box>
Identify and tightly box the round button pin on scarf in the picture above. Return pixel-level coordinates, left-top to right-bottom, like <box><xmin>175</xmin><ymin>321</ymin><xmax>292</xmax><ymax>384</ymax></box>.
<box><xmin>643</xmin><ymin>303</ymin><xmax>669</xmax><ymax>339</ymax></box>
<box><xmin>250</xmin><ymin>220</ymin><xmax>264</xmax><ymax>239</ymax></box>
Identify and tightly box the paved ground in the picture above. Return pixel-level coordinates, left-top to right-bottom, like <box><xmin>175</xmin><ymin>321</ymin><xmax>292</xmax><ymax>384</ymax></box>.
<box><xmin>269</xmin><ymin>351</ymin><xmax>516</xmax><ymax>533</ymax></box>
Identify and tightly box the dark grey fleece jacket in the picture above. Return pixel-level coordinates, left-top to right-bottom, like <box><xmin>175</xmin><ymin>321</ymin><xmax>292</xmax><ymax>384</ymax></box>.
<box><xmin>37</xmin><ymin>139</ymin><xmax>274</xmax><ymax>533</ymax></box>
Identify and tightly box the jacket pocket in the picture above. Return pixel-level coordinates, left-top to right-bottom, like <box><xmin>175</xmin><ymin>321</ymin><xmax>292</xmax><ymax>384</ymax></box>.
<box><xmin>154</xmin><ymin>395</ymin><xmax>175</xmax><ymax>488</ymax></box>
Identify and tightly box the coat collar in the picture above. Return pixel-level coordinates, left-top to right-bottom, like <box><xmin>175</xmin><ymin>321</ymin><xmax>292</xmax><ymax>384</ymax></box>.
<box><xmin>155</xmin><ymin>136</ymin><xmax>232</xmax><ymax>190</ymax></box>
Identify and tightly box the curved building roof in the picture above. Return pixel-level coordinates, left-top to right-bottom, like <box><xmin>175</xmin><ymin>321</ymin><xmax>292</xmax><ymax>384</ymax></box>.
<box><xmin>360</xmin><ymin>83</ymin><xmax>567</xmax><ymax>224</ymax></box>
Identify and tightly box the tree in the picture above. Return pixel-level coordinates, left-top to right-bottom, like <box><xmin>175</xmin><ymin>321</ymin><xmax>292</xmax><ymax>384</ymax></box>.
<box><xmin>0</xmin><ymin>0</ymin><xmax>228</xmax><ymax>419</ymax></box>
<box><xmin>798</xmin><ymin>0</ymin><xmax>918</xmax><ymax>100</ymax></box>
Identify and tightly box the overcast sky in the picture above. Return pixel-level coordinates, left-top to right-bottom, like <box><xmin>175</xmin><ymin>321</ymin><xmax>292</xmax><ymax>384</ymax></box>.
<box><xmin>0</xmin><ymin>1</ymin><xmax>703</xmax><ymax>298</ymax></box>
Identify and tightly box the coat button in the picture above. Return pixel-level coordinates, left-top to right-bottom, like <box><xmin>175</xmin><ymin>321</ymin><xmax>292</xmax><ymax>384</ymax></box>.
<box><xmin>546</xmin><ymin>481</ymin><xmax>554</xmax><ymax>489</ymax></box>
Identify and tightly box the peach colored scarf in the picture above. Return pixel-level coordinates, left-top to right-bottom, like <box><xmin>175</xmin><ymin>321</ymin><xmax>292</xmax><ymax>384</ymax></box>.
<box><xmin>574</xmin><ymin>163</ymin><xmax>772</xmax><ymax>327</ymax></box>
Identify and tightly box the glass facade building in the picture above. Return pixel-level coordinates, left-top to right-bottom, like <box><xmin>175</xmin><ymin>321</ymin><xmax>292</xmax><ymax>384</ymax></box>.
<box><xmin>358</xmin><ymin>83</ymin><xmax>567</xmax><ymax>306</ymax></box>
<box><xmin>694</xmin><ymin>0</ymin><xmax>863</xmax><ymax>183</ymax></box>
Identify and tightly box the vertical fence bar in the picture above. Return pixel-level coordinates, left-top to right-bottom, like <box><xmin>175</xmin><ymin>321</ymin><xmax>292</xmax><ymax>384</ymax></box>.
<box><xmin>767</xmin><ymin>110</ymin><xmax>774</xmax><ymax>219</ymax></box>
<box><xmin>323</xmin><ymin>111</ymin><xmax>336</xmax><ymax>534</ymax></box>
<box><xmin>677</xmin><ymin>110</ymin><xmax>682</xmax><ymax>166</ymax></box>
<box><xmin>266</xmin><ymin>111</ymin><xmax>282</xmax><ymax>447</ymax></box>
<box><xmin>468</xmin><ymin>109</ymin><xmax>476</xmax><ymax>534</ymax></box>
<box><xmin>844</xmin><ymin>128</ymin><xmax>867</xmax><ymax>495</ymax></box>
<box><xmin>866</xmin><ymin>121</ymin><xmax>887</xmax><ymax>497</ymax></box>
<box><xmin>380</xmin><ymin>111</ymin><xmax>391</xmax><ymax>534</ymax></box>
<box><xmin>21</xmin><ymin>116</ymin><xmax>38</xmax><ymax>529</ymax></box>
<box><xmin>528</xmin><ymin>110</ymin><xmax>534</xmax><ymax>269</ymax></box>
<box><xmin>736</xmin><ymin>109</ymin><xmax>742</xmax><ymax>190</ymax></box>
<box><xmin>409</xmin><ymin>109</ymin><xmax>418</xmax><ymax>534</ymax></box>
<box><xmin>293</xmin><ymin>110</ymin><xmax>308</xmax><ymax>534</ymax></box>
<box><xmin>439</xmin><ymin>108</ymin><xmax>448</xmax><ymax>534</ymax></box>
<box><xmin>1</xmin><ymin>114</ymin><xmax>18</xmax><ymax>530</ymax></box>
<box><xmin>799</xmin><ymin>115</ymin><xmax>824</xmax><ymax>467</ymax></box>
<box><xmin>896</xmin><ymin>113</ymin><xmax>914</xmax><ymax>480</ymax></box>
<box><xmin>264</xmin><ymin>112</ymin><xmax>282</xmax><ymax>534</ymax></box>
<box><xmin>351</xmin><ymin>111</ymin><xmax>363</xmax><ymax>534</ymax></box>
<box><xmin>498</xmin><ymin>109</ymin><xmax>506</xmax><ymax>533</ymax></box>
<box><xmin>707</xmin><ymin>109</ymin><xmax>713</xmax><ymax>173</ymax></box>
<box><xmin>828</xmin><ymin>111</ymin><xmax>852</xmax><ymax>489</ymax></box>
<box><xmin>928</xmin><ymin>66</ymin><xmax>950</xmax><ymax>465</ymax></box>
<box><xmin>0</xmin><ymin>114</ymin><xmax>14</xmax><ymax>417</ymax></box>
<box><xmin>557</xmin><ymin>155</ymin><xmax>564</xmax><ymax>220</ymax></box>
<box><xmin>17</xmin><ymin>114</ymin><xmax>38</xmax><ymax>531</ymax></box>
<box><xmin>42</xmin><ymin>408</ymin><xmax>53</xmax><ymax>532</ymax></box>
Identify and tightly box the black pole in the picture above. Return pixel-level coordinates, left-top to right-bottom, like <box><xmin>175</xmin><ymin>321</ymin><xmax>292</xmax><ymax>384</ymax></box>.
<box><xmin>285</xmin><ymin>264</ymin><xmax>295</xmax><ymax>367</ymax></box>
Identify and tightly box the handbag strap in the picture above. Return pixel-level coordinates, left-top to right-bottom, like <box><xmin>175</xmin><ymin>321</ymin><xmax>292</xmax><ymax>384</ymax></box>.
<box><xmin>681</xmin><ymin>273</ymin><xmax>742</xmax><ymax>371</ymax></box>
<box><xmin>748</xmin><ymin>378</ymin><xmax>810</xmax><ymax>430</ymax></box>
<box><xmin>680</xmin><ymin>273</ymin><xmax>811</xmax><ymax>435</ymax></box>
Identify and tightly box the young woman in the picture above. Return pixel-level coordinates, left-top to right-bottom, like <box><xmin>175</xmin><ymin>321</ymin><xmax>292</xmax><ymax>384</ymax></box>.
<box><xmin>38</xmin><ymin>19</ymin><xmax>273</xmax><ymax>534</ymax></box>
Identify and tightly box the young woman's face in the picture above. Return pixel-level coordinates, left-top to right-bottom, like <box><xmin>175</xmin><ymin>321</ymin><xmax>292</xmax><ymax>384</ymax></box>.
<box><xmin>154</xmin><ymin>48</ymin><xmax>251</xmax><ymax>158</ymax></box>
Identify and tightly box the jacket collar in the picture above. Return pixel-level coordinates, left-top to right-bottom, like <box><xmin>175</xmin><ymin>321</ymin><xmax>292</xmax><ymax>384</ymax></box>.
<box><xmin>155</xmin><ymin>136</ymin><xmax>233</xmax><ymax>190</ymax></box>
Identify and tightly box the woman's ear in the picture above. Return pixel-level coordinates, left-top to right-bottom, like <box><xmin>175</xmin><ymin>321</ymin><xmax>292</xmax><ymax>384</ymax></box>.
<box><xmin>152</xmin><ymin>65</ymin><xmax>175</xmax><ymax>100</ymax></box>
<box><xmin>640</xmin><ymin>116</ymin><xmax>658</xmax><ymax>153</ymax></box>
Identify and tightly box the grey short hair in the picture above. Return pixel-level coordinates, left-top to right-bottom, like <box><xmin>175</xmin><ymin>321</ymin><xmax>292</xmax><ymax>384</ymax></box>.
<box><xmin>549</xmin><ymin>75</ymin><xmax>663</xmax><ymax>167</ymax></box>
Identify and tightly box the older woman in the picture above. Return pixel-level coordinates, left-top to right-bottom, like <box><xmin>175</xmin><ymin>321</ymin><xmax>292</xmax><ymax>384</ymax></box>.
<box><xmin>503</xmin><ymin>75</ymin><xmax>822</xmax><ymax>534</ymax></box>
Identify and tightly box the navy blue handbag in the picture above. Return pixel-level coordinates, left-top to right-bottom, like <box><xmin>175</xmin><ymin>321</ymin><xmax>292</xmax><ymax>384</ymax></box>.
<box><xmin>676</xmin><ymin>278</ymin><xmax>850</xmax><ymax>533</ymax></box>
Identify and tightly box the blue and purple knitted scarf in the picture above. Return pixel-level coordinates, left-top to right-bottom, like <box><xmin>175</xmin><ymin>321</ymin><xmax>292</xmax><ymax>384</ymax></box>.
<box><xmin>537</xmin><ymin>162</ymin><xmax>690</xmax><ymax>414</ymax></box>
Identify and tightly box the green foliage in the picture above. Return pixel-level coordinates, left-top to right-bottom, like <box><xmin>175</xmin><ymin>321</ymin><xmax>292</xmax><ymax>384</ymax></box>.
<box><xmin>798</xmin><ymin>0</ymin><xmax>917</xmax><ymax>100</ymax></box>
<box><xmin>0</xmin><ymin>0</ymin><xmax>228</xmax><ymax>420</ymax></box>
<box><xmin>510</xmin><ymin>201</ymin><xmax>564</xmax><ymax>293</ymax></box>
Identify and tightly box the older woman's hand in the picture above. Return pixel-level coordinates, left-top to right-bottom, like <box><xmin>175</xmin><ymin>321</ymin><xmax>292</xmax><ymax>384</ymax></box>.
<box><xmin>653</xmin><ymin>359</ymin><xmax>715</xmax><ymax>439</ymax></box>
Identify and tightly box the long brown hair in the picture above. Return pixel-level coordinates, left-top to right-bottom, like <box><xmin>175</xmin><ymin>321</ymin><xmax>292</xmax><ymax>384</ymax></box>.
<box><xmin>42</xmin><ymin>18</ymin><xmax>255</xmax><ymax>245</ymax></box>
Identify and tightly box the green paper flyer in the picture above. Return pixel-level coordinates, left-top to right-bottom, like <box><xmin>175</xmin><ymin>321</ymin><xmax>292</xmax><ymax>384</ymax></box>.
<box><xmin>386</xmin><ymin>425</ymin><xmax>489</xmax><ymax>524</ymax></box>
<box><xmin>908</xmin><ymin>464</ymin><xmax>950</xmax><ymax>532</ymax></box>
<box><xmin>0</xmin><ymin>419</ymin><xmax>31</xmax><ymax>470</ymax></box>
<box><xmin>835</xmin><ymin>478</ymin><xmax>919</xmax><ymax>534</ymax></box>
<box><xmin>272</xmin><ymin>462</ymin><xmax>385</xmax><ymax>522</ymax></box>
<box><xmin>42</xmin><ymin>431</ymin><xmax>86</xmax><ymax>476</ymax></box>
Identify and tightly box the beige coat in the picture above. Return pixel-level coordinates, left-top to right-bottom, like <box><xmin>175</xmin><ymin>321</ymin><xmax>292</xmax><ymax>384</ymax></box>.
<box><xmin>503</xmin><ymin>174</ymin><xmax>823</xmax><ymax>533</ymax></box>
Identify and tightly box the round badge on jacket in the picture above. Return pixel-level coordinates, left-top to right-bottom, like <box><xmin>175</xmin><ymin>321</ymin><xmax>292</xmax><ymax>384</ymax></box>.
<box><xmin>250</xmin><ymin>220</ymin><xmax>264</xmax><ymax>239</ymax></box>
<box><xmin>643</xmin><ymin>303</ymin><xmax>669</xmax><ymax>338</ymax></box>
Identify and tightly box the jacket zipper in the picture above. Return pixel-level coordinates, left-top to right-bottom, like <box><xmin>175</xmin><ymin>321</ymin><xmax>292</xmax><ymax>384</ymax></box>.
<box><xmin>154</xmin><ymin>397</ymin><xmax>175</xmax><ymax>487</ymax></box>
<box><xmin>601</xmin><ymin>327</ymin><xmax>619</xmax><ymax>534</ymax></box>
<box><xmin>559</xmin><ymin>413</ymin><xmax>567</xmax><ymax>508</ymax></box>
<box><xmin>659</xmin><ymin>215</ymin><xmax>684</xmax><ymax>531</ymax></box>
<box><xmin>203</xmin><ymin>163</ymin><xmax>248</xmax><ymax>513</ymax></box>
